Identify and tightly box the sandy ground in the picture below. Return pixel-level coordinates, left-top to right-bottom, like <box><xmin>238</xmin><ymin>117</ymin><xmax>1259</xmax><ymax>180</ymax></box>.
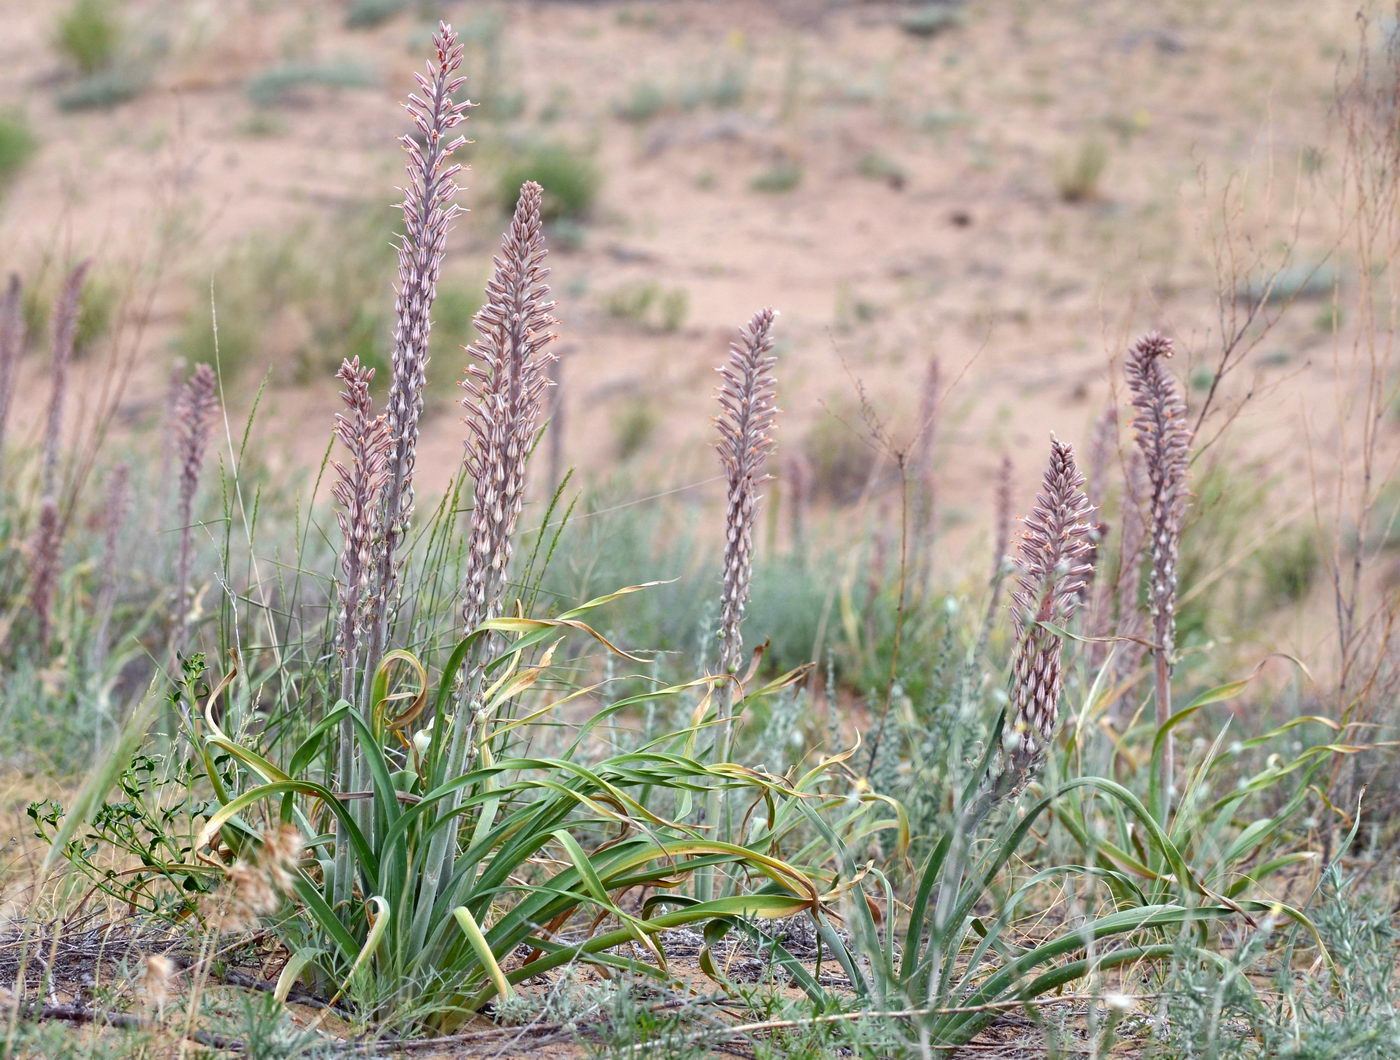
<box><xmin>0</xmin><ymin>0</ymin><xmax>1386</xmax><ymax>662</ymax></box>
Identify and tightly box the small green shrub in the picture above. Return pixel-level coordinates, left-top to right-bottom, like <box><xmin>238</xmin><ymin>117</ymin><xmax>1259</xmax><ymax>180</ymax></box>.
<box><xmin>803</xmin><ymin>412</ymin><xmax>874</xmax><ymax>503</ymax></box>
<box><xmin>1257</xmin><ymin>526</ymin><xmax>1319</xmax><ymax>607</ymax></box>
<box><xmin>74</xmin><ymin>274</ymin><xmax>116</xmax><ymax>355</ymax></box>
<box><xmin>176</xmin><ymin>206</ymin><xmax>399</xmax><ymax>380</ymax></box>
<box><xmin>749</xmin><ymin>159</ymin><xmax>803</xmax><ymax>194</ymax></box>
<box><xmin>603</xmin><ymin>281</ymin><xmax>688</xmax><ymax>333</ymax></box>
<box><xmin>856</xmin><ymin>150</ymin><xmax>908</xmax><ymax>188</ymax></box>
<box><xmin>56</xmin><ymin>67</ymin><xmax>148</xmax><ymax>111</ymax></box>
<box><xmin>658</xmin><ymin>288</ymin><xmax>688</xmax><ymax>333</ymax></box>
<box><xmin>1235</xmin><ymin>261</ymin><xmax>1338</xmax><ymax>305</ymax></box>
<box><xmin>55</xmin><ymin>0</ymin><xmax>122</xmax><ymax>75</ymax></box>
<box><xmin>1054</xmin><ymin>137</ymin><xmax>1109</xmax><ymax>202</ymax></box>
<box><xmin>899</xmin><ymin>5</ymin><xmax>965</xmax><ymax>38</ymax></box>
<box><xmin>247</xmin><ymin>62</ymin><xmax>377</xmax><ymax>108</ymax></box>
<box><xmin>0</xmin><ymin>113</ymin><xmax>37</xmax><ymax>192</ymax></box>
<box><xmin>496</xmin><ymin>143</ymin><xmax>600</xmax><ymax>221</ymax></box>
<box><xmin>918</xmin><ymin>107</ymin><xmax>970</xmax><ymax>137</ymax></box>
<box><xmin>614</xmin><ymin>80</ymin><xmax>669</xmax><ymax>123</ymax></box>
<box><xmin>678</xmin><ymin>61</ymin><xmax>748</xmax><ymax>111</ymax></box>
<box><xmin>614</xmin><ymin>398</ymin><xmax>658</xmax><ymax>460</ymax></box>
<box><xmin>345</xmin><ymin>0</ymin><xmax>407</xmax><ymax>29</ymax></box>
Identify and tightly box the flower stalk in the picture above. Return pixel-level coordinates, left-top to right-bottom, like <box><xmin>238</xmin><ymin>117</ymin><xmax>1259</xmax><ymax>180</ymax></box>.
<box><xmin>1124</xmin><ymin>332</ymin><xmax>1191</xmax><ymax>810</ymax></box>
<box><xmin>715</xmin><ymin>307</ymin><xmax>779</xmax><ymax>740</ymax></box>
<box><xmin>365</xmin><ymin>21</ymin><xmax>470</xmax><ymax>689</ymax></box>
<box><xmin>979</xmin><ymin>438</ymin><xmax>1095</xmax><ymax>812</ymax></box>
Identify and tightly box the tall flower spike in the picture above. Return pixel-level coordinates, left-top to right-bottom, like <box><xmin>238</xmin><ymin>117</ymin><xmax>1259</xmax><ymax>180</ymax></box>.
<box><xmin>716</xmin><ymin>308</ymin><xmax>779</xmax><ymax>688</ymax></box>
<box><xmin>172</xmin><ymin>364</ymin><xmax>219</xmax><ymax>658</ymax></box>
<box><xmin>1124</xmin><ymin>331</ymin><xmax>1191</xmax><ymax>801</ymax></box>
<box><xmin>0</xmin><ymin>274</ymin><xmax>24</xmax><ymax>487</ymax></box>
<box><xmin>91</xmin><ymin>463</ymin><xmax>131</xmax><ymax>675</ymax></box>
<box><xmin>332</xmin><ymin>358</ymin><xmax>393</xmax><ymax>704</ymax></box>
<box><xmin>29</xmin><ymin>497</ymin><xmax>62</xmax><ymax>651</ymax></box>
<box><xmin>42</xmin><ymin>262</ymin><xmax>90</xmax><ymax>498</ymax></box>
<box><xmin>460</xmin><ymin>180</ymin><xmax>558</xmax><ymax>638</ymax></box>
<box><xmin>981</xmin><ymin>438</ymin><xmax>1095</xmax><ymax>810</ymax></box>
<box><xmin>368</xmin><ymin>21</ymin><xmax>471</xmax><ymax>674</ymax></box>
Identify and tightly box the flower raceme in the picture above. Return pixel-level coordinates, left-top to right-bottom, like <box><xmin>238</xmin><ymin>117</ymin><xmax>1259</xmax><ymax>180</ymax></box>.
<box><xmin>982</xmin><ymin>437</ymin><xmax>1096</xmax><ymax>808</ymax></box>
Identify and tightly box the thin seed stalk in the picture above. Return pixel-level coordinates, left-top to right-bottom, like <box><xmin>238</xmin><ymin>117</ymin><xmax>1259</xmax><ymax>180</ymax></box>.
<box><xmin>0</xmin><ymin>274</ymin><xmax>24</xmax><ymax>495</ymax></box>
<box><xmin>363</xmin><ymin>21</ymin><xmax>470</xmax><ymax>695</ymax></box>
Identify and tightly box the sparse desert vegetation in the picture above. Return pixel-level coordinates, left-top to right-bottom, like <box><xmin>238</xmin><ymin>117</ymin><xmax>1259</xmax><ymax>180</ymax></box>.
<box><xmin>2</xmin><ymin>2</ymin><xmax>1400</xmax><ymax>1058</ymax></box>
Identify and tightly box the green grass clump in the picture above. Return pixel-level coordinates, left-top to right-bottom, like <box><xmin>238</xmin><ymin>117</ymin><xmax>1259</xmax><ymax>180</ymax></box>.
<box><xmin>857</xmin><ymin>150</ymin><xmax>907</xmax><ymax>188</ymax></box>
<box><xmin>496</xmin><ymin>143</ymin><xmax>600</xmax><ymax>221</ymax></box>
<box><xmin>246</xmin><ymin>62</ymin><xmax>377</xmax><ymax>108</ymax></box>
<box><xmin>56</xmin><ymin>67</ymin><xmax>148</xmax><ymax>111</ymax></box>
<box><xmin>1235</xmin><ymin>261</ymin><xmax>1338</xmax><ymax>304</ymax></box>
<box><xmin>0</xmin><ymin>113</ymin><xmax>37</xmax><ymax>192</ymax></box>
<box><xmin>749</xmin><ymin>159</ymin><xmax>803</xmax><ymax>194</ymax></box>
<box><xmin>1054</xmin><ymin>137</ymin><xmax>1109</xmax><ymax>202</ymax></box>
<box><xmin>802</xmin><ymin>412</ymin><xmax>874</xmax><ymax>503</ymax></box>
<box><xmin>614</xmin><ymin>80</ymin><xmax>669</xmax><ymax>123</ymax></box>
<box><xmin>55</xmin><ymin>0</ymin><xmax>122</xmax><ymax>75</ymax></box>
<box><xmin>613</xmin><ymin>398</ymin><xmax>658</xmax><ymax>460</ymax></box>
<box><xmin>345</xmin><ymin>0</ymin><xmax>407</xmax><ymax>28</ymax></box>
<box><xmin>177</xmin><ymin>206</ymin><xmax>397</xmax><ymax>380</ymax></box>
<box><xmin>899</xmin><ymin>5</ymin><xmax>965</xmax><ymax>38</ymax></box>
<box><xmin>602</xmin><ymin>281</ymin><xmax>688</xmax><ymax>333</ymax></box>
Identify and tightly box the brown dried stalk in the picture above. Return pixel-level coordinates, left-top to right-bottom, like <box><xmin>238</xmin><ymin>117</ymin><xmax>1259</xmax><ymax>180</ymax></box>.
<box><xmin>0</xmin><ymin>273</ymin><xmax>24</xmax><ymax>486</ymax></box>
<box><xmin>785</xmin><ymin>450</ymin><xmax>812</xmax><ymax>560</ymax></box>
<box><xmin>981</xmin><ymin>438</ymin><xmax>1095</xmax><ymax>810</ymax></box>
<box><xmin>1085</xmin><ymin>406</ymin><xmax>1117</xmax><ymax>506</ymax></box>
<box><xmin>172</xmin><ymin>364</ymin><xmax>219</xmax><ymax>658</ymax></box>
<box><xmin>29</xmin><ymin>497</ymin><xmax>62</xmax><ymax>651</ymax></box>
<box><xmin>366</xmin><ymin>21</ymin><xmax>471</xmax><ymax>676</ymax></box>
<box><xmin>159</xmin><ymin>358</ymin><xmax>185</xmax><ymax>523</ymax></box>
<box><xmin>41</xmin><ymin>262</ymin><xmax>90</xmax><ymax>498</ymax></box>
<box><xmin>332</xmin><ymin>358</ymin><xmax>393</xmax><ymax>704</ymax></box>
<box><xmin>716</xmin><ymin>307</ymin><xmax>779</xmax><ymax>692</ymax></box>
<box><xmin>983</xmin><ymin>453</ymin><xmax>1015</xmax><ymax>628</ymax></box>
<box><xmin>90</xmin><ymin>463</ymin><xmax>131</xmax><ymax>674</ymax></box>
<box><xmin>206</xmin><ymin>825</ymin><xmax>303</xmax><ymax>934</ymax></box>
<box><xmin>459</xmin><ymin>180</ymin><xmax>558</xmax><ymax>640</ymax></box>
<box><xmin>1124</xmin><ymin>332</ymin><xmax>1191</xmax><ymax>803</ymax></box>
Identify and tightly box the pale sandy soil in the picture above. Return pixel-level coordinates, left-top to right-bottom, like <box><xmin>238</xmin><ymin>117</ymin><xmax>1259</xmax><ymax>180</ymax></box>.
<box><xmin>0</xmin><ymin>1</ymin><xmax>1386</xmax><ymax>657</ymax></box>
